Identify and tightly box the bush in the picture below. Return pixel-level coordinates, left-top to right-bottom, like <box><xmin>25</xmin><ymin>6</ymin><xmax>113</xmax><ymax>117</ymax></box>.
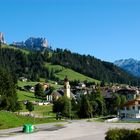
<box><xmin>105</xmin><ymin>128</ymin><xmax>140</xmax><ymax>140</ymax></box>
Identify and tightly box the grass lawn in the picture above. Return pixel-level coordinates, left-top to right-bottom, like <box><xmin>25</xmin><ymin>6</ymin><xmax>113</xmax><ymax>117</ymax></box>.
<box><xmin>17</xmin><ymin>90</ymin><xmax>41</xmax><ymax>101</ymax></box>
<box><xmin>33</xmin><ymin>105</ymin><xmax>55</xmax><ymax>117</ymax></box>
<box><xmin>21</xmin><ymin>104</ymin><xmax>54</xmax><ymax>115</ymax></box>
<box><xmin>45</xmin><ymin>63</ymin><xmax>100</xmax><ymax>83</ymax></box>
<box><xmin>0</xmin><ymin>111</ymin><xmax>58</xmax><ymax>130</ymax></box>
<box><xmin>18</xmin><ymin>79</ymin><xmax>62</xmax><ymax>90</ymax></box>
<box><xmin>56</xmin><ymin>68</ymin><xmax>99</xmax><ymax>82</ymax></box>
<box><xmin>45</xmin><ymin>63</ymin><xmax>64</xmax><ymax>72</ymax></box>
<box><xmin>18</xmin><ymin>81</ymin><xmax>38</xmax><ymax>88</ymax></box>
<box><xmin>48</xmin><ymin>80</ymin><xmax>63</xmax><ymax>89</ymax></box>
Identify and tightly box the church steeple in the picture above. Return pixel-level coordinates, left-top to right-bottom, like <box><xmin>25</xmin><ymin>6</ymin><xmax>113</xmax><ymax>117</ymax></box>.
<box><xmin>64</xmin><ymin>76</ymin><xmax>71</xmax><ymax>98</ymax></box>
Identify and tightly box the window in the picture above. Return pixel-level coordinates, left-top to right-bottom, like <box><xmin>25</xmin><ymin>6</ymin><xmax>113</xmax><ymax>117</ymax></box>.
<box><xmin>132</xmin><ymin>106</ymin><xmax>135</xmax><ymax>110</ymax></box>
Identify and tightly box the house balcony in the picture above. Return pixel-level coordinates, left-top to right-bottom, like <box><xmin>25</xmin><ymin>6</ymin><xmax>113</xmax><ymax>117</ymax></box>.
<box><xmin>119</xmin><ymin>110</ymin><xmax>140</xmax><ymax>115</ymax></box>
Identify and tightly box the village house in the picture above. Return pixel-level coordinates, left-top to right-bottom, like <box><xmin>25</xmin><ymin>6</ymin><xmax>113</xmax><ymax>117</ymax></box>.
<box><xmin>19</xmin><ymin>77</ymin><xmax>28</xmax><ymax>82</ymax></box>
<box><xmin>46</xmin><ymin>77</ymin><xmax>75</xmax><ymax>102</ymax></box>
<box><xmin>23</xmin><ymin>85</ymin><xmax>35</xmax><ymax>92</ymax></box>
<box><xmin>40</xmin><ymin>83</ymin><xmax>50</xmax><ymax>90</ymax></box>
<box><xmin>78</xmin><ymin>83</ymin><xmax>86</xmax><ymax>88</ymax></box>
<box><xmin>116</xmin><ymin>88</ymin><xmax>138</xmax><ymax>101</ymax></box>
<box><xmin>119</xmin><ymin>97</ymin><xmax>140</xmax><ymax>119</ymax></box>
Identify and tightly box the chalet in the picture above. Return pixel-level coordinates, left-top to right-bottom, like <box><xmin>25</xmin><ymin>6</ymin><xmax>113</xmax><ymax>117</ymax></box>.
<box><xmin>19</xmin><ymin>77</ymin><xmax>28</xmax><ymax>82</ymax></box>
<box><xmin>75</xmin><ymin>90</ymin><xmax>88</xmax><ymax>99</ymax></box>
<box><xmin>40</xmin><ymin>83</ymin><xmax>50</xmax><ymax>90</ymax></box>
<box><xmin>23</xmin><ymin>85</ymin><xmax>35</xmax><ymax>92</ymax></box>
<box><xmin>119</xmin><ymin>97</ymin><xmax>140</xmax><ymax>119</ymax></box>
<box><xmin>116</xmin><ymin>88</ymin><xmax>138</xmax><ymax>100</ymax></box>
<box><xmin>78</xmin><ymin>83</ymin><xmax>86</xmax><ymax>88</ymax></box>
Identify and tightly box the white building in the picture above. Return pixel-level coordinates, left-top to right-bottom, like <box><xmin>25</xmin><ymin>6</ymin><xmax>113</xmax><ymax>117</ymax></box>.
<box><xmin>119</xmin><ymin>97</ymin><xmax>140</xmax><ymax>119</ymax></box>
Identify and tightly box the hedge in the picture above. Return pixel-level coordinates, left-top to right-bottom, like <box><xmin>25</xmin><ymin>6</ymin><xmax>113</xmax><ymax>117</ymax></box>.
<box><xmin>105</xmin><ymin>128</ymin><xmax>140</xmax><ymax>140</ymax></box>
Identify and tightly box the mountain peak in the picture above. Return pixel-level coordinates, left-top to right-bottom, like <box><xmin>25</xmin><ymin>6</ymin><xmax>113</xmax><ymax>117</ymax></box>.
<box><xmin>0</xmin><ymin>32</ymin><xmax>5</xmax><ymax>44</ymax></box>
<box><xmin>13</xmin><ymin>37</ymin><xmax>48</xmax><ymax>51</ymax></box>
<box><xmin>114</xmin><ymin>58</ymin><xmax>140</xmax><ymax>77</ymax></box>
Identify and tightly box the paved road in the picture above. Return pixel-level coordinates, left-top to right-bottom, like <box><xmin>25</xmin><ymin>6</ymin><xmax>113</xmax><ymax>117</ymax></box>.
<box><xmin>0</xmin><ymin>120</ymin><xmax>140</xmax><ymax>140</ymax></box>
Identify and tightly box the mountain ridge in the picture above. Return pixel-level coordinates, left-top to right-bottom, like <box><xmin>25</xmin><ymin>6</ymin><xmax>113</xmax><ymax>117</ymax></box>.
<box><xmin>1</xmin><ymin>42</ymin><xmax>140</xmax><ymax>86</ymax></box>
<box><xmin>13</xmin><ymin>37</ymin><xmax>48</xmax><ymax>51</ymax></box>
<box><xmin>114</xmin><ymin>58</ymin><xmax>140</xmax><ymax>77</ymax></box>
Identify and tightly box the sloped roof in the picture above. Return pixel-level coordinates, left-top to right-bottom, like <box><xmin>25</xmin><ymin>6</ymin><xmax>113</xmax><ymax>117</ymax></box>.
<box><xmin>122</xmin><ymin>98</ymin><xmax>140</xmax><ymax>107</ymax></box>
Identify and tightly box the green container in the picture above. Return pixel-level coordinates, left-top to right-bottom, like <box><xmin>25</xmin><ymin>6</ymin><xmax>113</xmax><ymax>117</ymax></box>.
<box><xmin>29</xmin><ymin>125</ymin><xmax>34</xmax><ymax>133</ymax></box>
<box><xmin>23</xmin><ymin>124</ymin><xmax>34</xmax><ymax>133</ymax></box>
<box><xmin>23</xmin><ymin>124</ymin><xmax>30</xmax><ymax>133</ymax></box>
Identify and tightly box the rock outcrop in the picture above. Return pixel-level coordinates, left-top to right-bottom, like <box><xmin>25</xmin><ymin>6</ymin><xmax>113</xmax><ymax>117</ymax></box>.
<box><xmin>13</xmin><ymin>37</ymin><xmax>48</xmax><ymax>51</ymax></box>
<box><xmin>0</xmin><ymin>32</ymin><xmax>5</xmax><ymax>44</ymax></box>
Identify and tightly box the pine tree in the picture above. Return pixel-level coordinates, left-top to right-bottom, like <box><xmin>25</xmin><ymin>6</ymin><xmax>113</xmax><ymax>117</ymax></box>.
<box><xmin>34</xmin><ymin>83</ymin><xmax>44</xmax><ymax>98</ymax></box>
<box><xmin>78</xmin><ymin>95</ymin><xmax>93</xmax><ymax>118</ymax></box>
<box><xmin>0</xmin><ymin>68</ymin><xmax>18</xmax><ymax>111</ymax></box>
<box><xmin>26</xmin><ymin>102</ymin><xmax>34</xmax><ymax>115</ymax></box>
<box><xmin>53</xmin><ymin>96</ymin><xmax>72</xmax><ymax>118</ymax></box>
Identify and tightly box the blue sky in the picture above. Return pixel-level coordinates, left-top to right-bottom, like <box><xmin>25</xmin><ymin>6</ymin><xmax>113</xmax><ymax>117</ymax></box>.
<box><xmin>0</xmin><ymin>0</ymin><xmax>140</xmax><ymax>62</ymax></box>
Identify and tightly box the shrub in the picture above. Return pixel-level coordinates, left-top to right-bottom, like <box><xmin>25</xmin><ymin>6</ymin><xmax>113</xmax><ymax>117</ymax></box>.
<box><xmin>105</xmin><ymin>128</ymin><xmax>140</xmax><ymax>140</ymax></box>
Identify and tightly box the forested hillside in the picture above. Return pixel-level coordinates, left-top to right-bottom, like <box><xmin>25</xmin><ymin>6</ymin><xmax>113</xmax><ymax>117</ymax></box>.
<box><xmin>51</xmin><ymin>49</ymin><xmax>140</xmax><ymax>85</ymax></box>
<box><xmin>0</xmin><ymin>45</ymin><xmax>140</xmax><ymax>86</ymax></box>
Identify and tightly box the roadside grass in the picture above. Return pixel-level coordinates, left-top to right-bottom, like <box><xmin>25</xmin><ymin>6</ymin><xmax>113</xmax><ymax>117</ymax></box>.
<box><xmin>19</xmin><ymin>104</ymin><xmax>55</xmax><ymax>118</ymax></box>
<box><xmin>116</xmin><ymin>120</ymin><xmax>140</xmax><ymax>123</ymax></box>
<box><xmin>87</xmin><ymin>117</ymin><xmax>140</xmax><ymax>123</ymax></box>
<box><xmin>33</xmin><ymin>105</ymin><xmax>55</xmax><ymax>117</ymax></box>
<box><xmin>0</xmin><ymin>111</ymin><xmax>59</xmax><ymax>130</ymax></box>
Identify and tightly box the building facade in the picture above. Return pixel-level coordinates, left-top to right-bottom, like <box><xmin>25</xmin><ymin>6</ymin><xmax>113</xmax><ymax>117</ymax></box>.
<box><xmin>119</xmin><ymin>98</ymin><xmax>140</xmax><ymax>119</ymax></box>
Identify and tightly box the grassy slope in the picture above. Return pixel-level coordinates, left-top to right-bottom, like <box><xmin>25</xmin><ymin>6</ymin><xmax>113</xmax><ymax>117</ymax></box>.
<box><xmin>17</xmin><ymin>80</ymin><xmax>62</xmax><ymax>101</ymax></box>
<box><xmin>2</xmin><ymin>44</ymin><xmax>99</xmax><ymax>83</ymax></box>
<box><xmin>17</xmin><ymin>81</ymin><xmax>40</xmax><ymax>101</ymax></box>
<box><xmin>45</xmin><ymin>63</ymin><xmax>100</xmax><ymax>83</ymax></box>
<box><xmin>1</xmin><ymin>44</ymin><xmax>29</xmax><ymax>54</ymax></box>
<box><xmin>33</xmin><ymin>105</ymin><xmax>55</xmax><ymax>117</ymax></box>
<box><xmin>17</xmin><ymin>90</ymin><xmax>41</xmax><ymax>101</ymax></box>
<box><xmin>18</xmin><ymin>81</ymin><xmax>38</xmax><ymax>88</ymax></box>
<box><xmin>20</xmin><ymin>104</ymin><xmax>55</xmax><ymax>117</ymax></box>
<box><xmin>0</xmin><ymin>111</ymin><xmax>58</xmax><ymax>130</ymax></box>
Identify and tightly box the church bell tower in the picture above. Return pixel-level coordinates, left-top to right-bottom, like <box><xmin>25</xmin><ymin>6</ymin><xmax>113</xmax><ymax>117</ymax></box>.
<box><xmin>64</xmin><ymin>76</ymin><xmax>71</xmax><ymax>98</ymax></box>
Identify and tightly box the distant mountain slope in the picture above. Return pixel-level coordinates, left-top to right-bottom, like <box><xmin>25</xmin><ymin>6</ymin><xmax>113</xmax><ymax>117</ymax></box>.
<box><xmin>51</xmin><ymin>49</ymin><xmax>140</xmax><ymax>85</ymax></box>
<box><xmin>45</xmin><ymin>63</ymin><xmax>100</xmax><ymax>83</ymax></box>
<box><xmin>1</xmin><ymin>44</ymin><xmax>140</xmax><ymax>86</ymax></box>
<box><xmin>114</xmin><ymin>58</ymin><xmax>140</xmax><ymax>77</ymax></box>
